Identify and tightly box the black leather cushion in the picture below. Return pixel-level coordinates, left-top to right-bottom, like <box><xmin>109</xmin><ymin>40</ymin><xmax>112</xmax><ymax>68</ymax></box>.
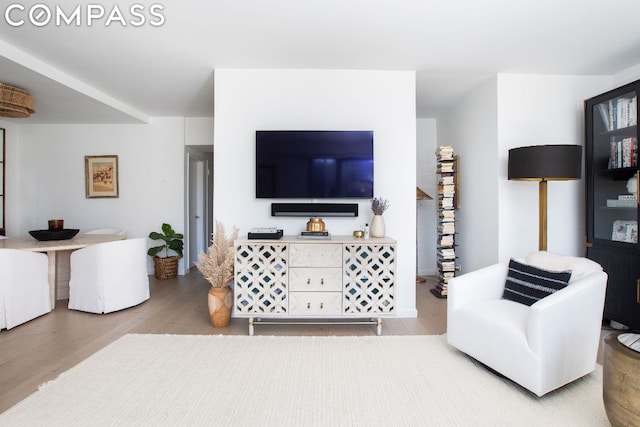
<box><xmin>503</xmin><ymin>259</ymin><xmax>571</xmax><ymax>306</ymax></box>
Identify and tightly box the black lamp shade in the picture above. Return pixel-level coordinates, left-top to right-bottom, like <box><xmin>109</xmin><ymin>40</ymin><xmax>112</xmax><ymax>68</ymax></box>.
<box><xmin>508</xmin><ymin>145</ymin><xmax>582</xmax><ymax>181</ymax></box>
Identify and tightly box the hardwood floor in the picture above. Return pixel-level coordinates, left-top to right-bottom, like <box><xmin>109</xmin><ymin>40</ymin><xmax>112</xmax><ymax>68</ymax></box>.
<box><xmin>0</xmin><ymin>271</ymin><xmax>446</xmax><ymax>413</ymax></box>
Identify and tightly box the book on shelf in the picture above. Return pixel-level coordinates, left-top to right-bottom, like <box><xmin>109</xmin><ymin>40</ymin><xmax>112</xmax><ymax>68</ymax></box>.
<box><xmin>437</xmin><ymin>235</ymin><xmax>454</xmax><ymax>247</ymax></box>
<box><xmin>436</xmin><ymin>280</ymin><xmax>449</xmax><ymax>289</ymax></box>
<box><xmin>437</xmin><ymin>260</ymin><xmax>457</xmax><ymax>272</ymax></box>
<box><xmin>438</xmin><ymin>184</ymin><xmax>455</xmax><ymax>194</ymax></box>
<box><xmin>436</xmin><ymin>145</ymin><xmax>454</xmax><ymax>160</ymax></box>
<box><xmin>439</xmin><ymin>271</ymin><xmax>455</xmax><ymax>281</ymax></box>
<box><xmin>437</xmin><ymin>223</ymin><xmax>455</xmax><ymax>234</ymax></box>
<box><xmin>602</xmin><ymin>97</ymin><xmax>637</xmax><ymax>131</ymax></box>
<box><xmin>439</xmin><ymin>210</ymin><xmax>455</xmax><ymax>219</ymax></box>
<box><xmin>438</xmin><ymin>197</ymin><xmax>454</xmax><ymax>209</ymax></box>
<box><xmin>437</xmin><ymin>162</ymin><xmax>454</xmax><ymax>173</ymax></box>
<box><xmin>439</xmin><ymin>175</ymin><xmax>454</xmax><ymax>185</ymax></box>
<box><xmin>608</xmin><ymin>137</ymin><xmax>638</xmax><ymax>169</ymax></box>
<box><xmin>437</xmin><ymin>248</ymin><xmax>456</xmax><ymax>259</ymax></box>
<box><xmin>606</xmin><ymin>199</ymin><xmax>637</xmax><ymax>208</ymax></box>
<box><xmin>433</xmin><ymin>283</ymin><xmax>448</xmax><ymax>295</ymax></box>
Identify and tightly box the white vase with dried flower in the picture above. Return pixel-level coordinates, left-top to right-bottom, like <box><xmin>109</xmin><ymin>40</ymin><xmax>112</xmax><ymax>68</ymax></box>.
<box><xmin>370</xmin><ymin>197</ymin><xmax>389</xmax><ymax>238</ymax></box>
<box><xmin>196</xmin><ymin>220</ymin><xmax>239</xmax><ymax>327</ymax></box>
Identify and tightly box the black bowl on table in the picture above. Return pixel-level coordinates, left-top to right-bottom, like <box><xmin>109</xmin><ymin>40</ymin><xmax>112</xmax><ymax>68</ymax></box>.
<box><xmin>29</xmin><ymin>229</ymin><xmax>80</xmax><ymax>241</ymax></box>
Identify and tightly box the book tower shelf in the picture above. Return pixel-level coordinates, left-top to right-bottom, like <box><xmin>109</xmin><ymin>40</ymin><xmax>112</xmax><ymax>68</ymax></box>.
<box><xmin>431</xmin><ymin>146</ymin><xmax>459</xmax><ymax>298</ymax></box>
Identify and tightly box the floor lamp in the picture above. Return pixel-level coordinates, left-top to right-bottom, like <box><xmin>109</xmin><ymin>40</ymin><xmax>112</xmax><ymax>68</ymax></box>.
<box><xmin>416</xmin><ymin>186</ymin><xmax>433</xmax><ymax>283</ymax></box>
<box><xmin>508</xmin><ymin>145</ymin><xmax>582</xmax><ymax>251</ymax></box>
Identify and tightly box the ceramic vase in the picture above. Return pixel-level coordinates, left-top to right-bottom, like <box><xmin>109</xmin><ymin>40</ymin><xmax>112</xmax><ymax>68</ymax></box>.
<box><xmin>370</xmin><ymin>214</ymin><xmax>386</xmax><ymax>238</ymax></box>
<box><xmin>208</xmin><ymin>287</ymin><xmax>233</xmax><ymax>327</ymax></box>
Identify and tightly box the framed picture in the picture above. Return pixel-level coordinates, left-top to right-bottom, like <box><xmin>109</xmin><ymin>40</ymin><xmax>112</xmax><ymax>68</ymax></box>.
<box><xmin>85</xmin><ymin>155</ymin><xmax>119</xmax><ymax>198</ymax></box>
<box><xmin>611</xmin><ymin>220</ymin><xmax>638</xmax><ymax>244</ymax></box>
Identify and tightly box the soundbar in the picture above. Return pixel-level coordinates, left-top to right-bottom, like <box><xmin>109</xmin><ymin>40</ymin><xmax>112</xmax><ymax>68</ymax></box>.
<box><xmin>271</xmin><ymin>203</ymin><xmax>359</xmax><ymax>217</ymax></box>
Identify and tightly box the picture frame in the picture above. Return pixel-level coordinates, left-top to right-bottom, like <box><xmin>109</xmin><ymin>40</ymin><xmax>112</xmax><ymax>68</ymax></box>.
<box><xmin>611</xmin><ymin>220</ymin><xmax>638</xmax><ymax>244</ymax></box>
<box><xmin>85</xmin><ymin>155</ymin><xmax>119</xmax><ymax>198</ymax></box>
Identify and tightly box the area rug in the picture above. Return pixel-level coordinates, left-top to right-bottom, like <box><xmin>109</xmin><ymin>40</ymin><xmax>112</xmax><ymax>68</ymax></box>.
<box><xmin>0</xmin><ymin>334</ymin><xmax>608</xmax><ymax>426</ymax></box>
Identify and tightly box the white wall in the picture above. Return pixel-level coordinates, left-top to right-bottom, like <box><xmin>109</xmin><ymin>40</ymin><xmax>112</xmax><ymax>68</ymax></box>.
<box><xmin>613</xmin><ymin>63</ymin><xmax>640</xmax><ymax>87</ymax></box>
<box><xmin>438</xmin><ymin>76</ymin><xmax>499</xmax><ymax>273</ymax></box>
<box><xmin>185</xmin><ymin>117</ymin><xmax>214</xmax><ymax>146</ymax></box>
<box><xmin>416</xmin><ymin>118</ymin><xmax>437</xmax><ymax>276</ymax></box>
<box><xmin>213</xmin><ymin>69</ymin><xmax>418</xmax><ymax>317</ymax></box>
<box><xmin>496</xmin><ymin>74</ymin><xmax>612</xmax><ymax>260</ymax></box>
<box><xmin>9</xmin><ymin>117</ymin><xmax>187</xmax><ymax>274</ymax></box>
<box><xmin>437</xmin><ymin>73</ymin><xmax>614</xmax><ymax>273</ymax></box>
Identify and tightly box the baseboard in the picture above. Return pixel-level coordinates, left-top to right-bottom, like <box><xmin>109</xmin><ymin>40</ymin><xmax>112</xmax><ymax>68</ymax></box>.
<box><xmin>395</xmin><ymin>308</ymin><xmax>418</xmax><ymax>318</ymax></box>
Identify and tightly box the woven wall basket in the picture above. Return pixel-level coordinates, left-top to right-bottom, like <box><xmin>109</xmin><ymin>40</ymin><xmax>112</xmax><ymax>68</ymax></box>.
<box><xmin>153</xmin><ymin>255</ymin><xmax>180</xmax><ymax>280</ymax></box>
<box><xmin>0</xmin><ymin>83</ymin><xmax>35</xmax><ymax>118</ymax></box>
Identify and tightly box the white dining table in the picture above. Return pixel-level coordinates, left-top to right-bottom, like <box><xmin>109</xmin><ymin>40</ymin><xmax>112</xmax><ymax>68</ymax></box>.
<box><xmin>0</xmin><ymin>233</ymin><xmax>125</xmax><ymax>308</ymax></box>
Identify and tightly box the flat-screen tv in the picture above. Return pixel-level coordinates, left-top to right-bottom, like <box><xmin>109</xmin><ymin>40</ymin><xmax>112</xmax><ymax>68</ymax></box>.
<box><xmin>256</xmin><ymin>130</ymin><xmax>374</xmax><ymax>199</ymax></box>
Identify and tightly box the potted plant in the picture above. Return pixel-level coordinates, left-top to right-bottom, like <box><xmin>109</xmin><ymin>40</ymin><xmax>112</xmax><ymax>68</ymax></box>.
<box><xmin>370</xmin><ymin>196</ymin><xmax>390</xmax><ymax>238</ymax></box>
<box><xmin>147</xmin><ymin>223</ymin><xmax>184</xmax><ymax>279</ymax></box>
<box><xmin>196</xmin><ymin>220</ymin><xmax>239</xmax><ymax>327</ymax></box>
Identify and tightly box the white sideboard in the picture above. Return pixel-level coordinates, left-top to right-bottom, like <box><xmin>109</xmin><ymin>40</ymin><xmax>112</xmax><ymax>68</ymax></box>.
<box><xmin>234</xmin><ymin>235</ymin><xmax>396</xmax><ymax>335</ymax></box>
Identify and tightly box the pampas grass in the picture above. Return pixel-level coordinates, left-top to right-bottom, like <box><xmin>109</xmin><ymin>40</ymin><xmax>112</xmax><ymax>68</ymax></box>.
<box><xmin>196</xmin><ymin>221</ymin><xmax>239</xmax><ymax>288</ymax></box>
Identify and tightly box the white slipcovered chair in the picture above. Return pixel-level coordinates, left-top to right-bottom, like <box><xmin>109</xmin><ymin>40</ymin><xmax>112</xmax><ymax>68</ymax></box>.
<box><xmin>447</xmin><ymin>251</ymin><xmax>608</xmax><ymax>396</ymax></box>
<box><xmin>0</xmin><ymin>249</ymin><xmax>51</xmax><ymax>330</ymax></box>
<box><xmin>68</xmin><ymin>238</ymin><xmax>149</xmax><ymax>314</ymax></box>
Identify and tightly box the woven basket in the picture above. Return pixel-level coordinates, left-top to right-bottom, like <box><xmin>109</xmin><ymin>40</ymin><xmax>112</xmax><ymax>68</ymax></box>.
<box><xmin>153</xmin><ymin>255</ymin><xmax>180</xmax><ymax>280</ymax></box>
<box><xmin>0</xmin><ymin>83</ymin><xmax>35</xmax><ymax>118</ymax></box>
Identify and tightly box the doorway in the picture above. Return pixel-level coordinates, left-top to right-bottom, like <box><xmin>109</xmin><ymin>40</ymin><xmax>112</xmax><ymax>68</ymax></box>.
<box><xmin>186</xmin><ymin>146</ymin><xmax>213</xmax><ymax>269</ymax></box>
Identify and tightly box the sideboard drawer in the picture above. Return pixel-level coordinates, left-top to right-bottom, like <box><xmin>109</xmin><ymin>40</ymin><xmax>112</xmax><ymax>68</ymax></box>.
<box><xmin>289</xmin><ymin>268</ymin><xmax>342</xmax><ymax>291</ymax></box>
<box><xmin>289</xmin><ymin>291</ymin><xmax>342</xmax><ymax>316</ymax></box>
<box><xmin>289</xmin><ymin>243</ymin><xmax>342</xmax><ymax>267</ymax></box>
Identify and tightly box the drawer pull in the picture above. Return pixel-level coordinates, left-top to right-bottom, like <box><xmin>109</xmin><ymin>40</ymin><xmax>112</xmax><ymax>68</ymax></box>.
<box><xmin>320</xmin><ymin>302</ymin><xmax>324</xmax><ymax>309</ymax></box>
<box><xmin>321</xmin><ymin>278</ymin><xmax>324</xmax><ymax>285</ymax></box>
<box><xmin>307</xmin><ymin>302</ymin><xmax>311</xmax><ymax>309</ymax></box>
<box><xmin>307</xmin><ymin>278</ymin><xmax>311</xmax><ymax>285</ymax></box>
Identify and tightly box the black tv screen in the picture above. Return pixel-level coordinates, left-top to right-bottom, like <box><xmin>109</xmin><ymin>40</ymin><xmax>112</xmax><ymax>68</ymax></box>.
<box><xmin>256</xmin><ymin>130</ymin><xmax>374</xmax><ymax>199</ymax></box>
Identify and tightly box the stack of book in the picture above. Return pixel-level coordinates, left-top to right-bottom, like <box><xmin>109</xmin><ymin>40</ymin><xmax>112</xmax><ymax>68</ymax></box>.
<box><xmin>608</xmin><ymin>136</ymin><xmax>638</xmax><ymax>169</ymax></box>
<box><xmin>299</xmin><ymin>230</ymin><xmax>331</xmax><ymax>240</ymax></box>
<box><xmin>598</xmin><ymin>97</ymin><xmax>637</xmax><ymax>131</ymax></box>
<box><xmin>606</xmin><ymin>194</ymin><xmax>637</xmax><ymax>208</ymax></box>
<box><xmin>432</xmin><ymin>146</ymin><xmax>458</xmax><ymax>299</ymax></box>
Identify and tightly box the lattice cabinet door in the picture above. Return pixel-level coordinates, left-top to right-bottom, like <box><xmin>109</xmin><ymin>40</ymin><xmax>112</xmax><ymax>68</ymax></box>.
<box><xmin>343</xmin><ymin>244</ymin><xmax>395</xmax><ymax>314</ymax></box>
<box><xmin>234</xmin><ymin>243</ymin><xmax>288</xmax><ymax>316</ymax></box>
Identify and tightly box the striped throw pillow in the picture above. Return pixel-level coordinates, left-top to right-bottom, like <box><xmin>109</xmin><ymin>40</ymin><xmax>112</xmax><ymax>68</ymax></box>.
<box><xmin>502</xmin><ymin>259</ymin><xmax>571</xmax><ymax>306</ymax></box>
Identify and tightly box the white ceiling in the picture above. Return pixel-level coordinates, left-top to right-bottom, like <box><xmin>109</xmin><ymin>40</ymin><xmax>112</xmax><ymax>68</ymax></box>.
<box><xmin>1</xmin><ymin>0</ymin><xmax>640</xmax><ymax>124</ymax></box>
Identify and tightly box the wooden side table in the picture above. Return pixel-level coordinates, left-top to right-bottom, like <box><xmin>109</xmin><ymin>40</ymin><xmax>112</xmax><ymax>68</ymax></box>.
<box><xmin>603</xmin><ymin>333</ymin><xmax>640</xmax><ymax>427</ymax></box>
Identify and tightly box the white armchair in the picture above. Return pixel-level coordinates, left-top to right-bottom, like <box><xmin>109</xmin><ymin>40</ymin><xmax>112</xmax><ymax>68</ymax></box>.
<box><xmin>0</xmin><ymin>249</ymin><xmax>51</xmax><ymax>330</ymax></box>
<box><xmin>68</xmin><ymin>238</ymin><xmax>149</xmax><ymax>314</ymax></box>
<box><xmin>447</xmin><ymin>251</ymin><xmax>608</xmax><ymax>396</ymax></box>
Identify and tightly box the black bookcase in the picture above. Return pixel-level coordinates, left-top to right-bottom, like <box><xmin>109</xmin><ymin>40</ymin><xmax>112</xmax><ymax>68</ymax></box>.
<box><xmin>585</xmin><ymin>79</ymin><xmax>639</xmax><ymax>330</ymax></box>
